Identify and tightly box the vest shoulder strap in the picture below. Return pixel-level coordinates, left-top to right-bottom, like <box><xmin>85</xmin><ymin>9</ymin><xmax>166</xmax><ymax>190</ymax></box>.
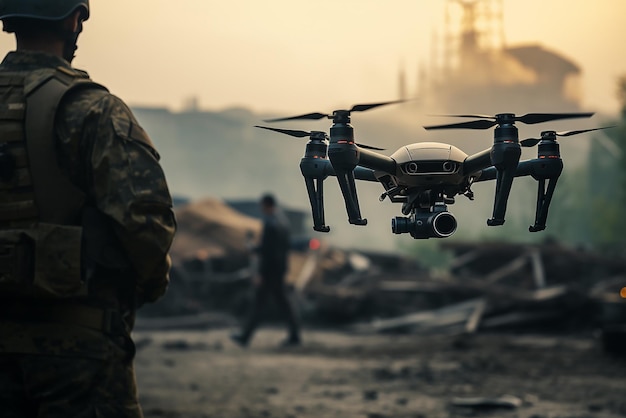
<box><xmin>25</xmin><ymin>67</ymin><xmax>108</xmax><ymax>224</ymax></box>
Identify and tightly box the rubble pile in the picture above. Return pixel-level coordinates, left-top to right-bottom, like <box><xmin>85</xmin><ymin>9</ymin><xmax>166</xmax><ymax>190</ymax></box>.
<box><xmin>170</xmin><ymin>197</ymin><xmax>261</xmax><ymax>265</ymax></box>
<box><xmin>140</xmin><ymin>197</ymin><xmax>626</xmax><ymax>353</ymax></box>
<box><xmin>358</xmin><ymin>241</ymin><xmax>626</xmax><ymax>339</ymax></box>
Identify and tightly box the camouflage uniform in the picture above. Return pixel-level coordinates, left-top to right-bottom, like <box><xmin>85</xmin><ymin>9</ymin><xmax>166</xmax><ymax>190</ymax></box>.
<box><xmin>0</xmin><ymin>51</ymin><xmax>176</xmax><ymax>417</ymax></box>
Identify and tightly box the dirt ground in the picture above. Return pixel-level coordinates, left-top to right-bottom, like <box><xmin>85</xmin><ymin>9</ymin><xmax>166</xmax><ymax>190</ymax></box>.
<box><xmin>133</xmin><ymin>326</ymin><xmax>626</xmax><ymax>418</ymax></box>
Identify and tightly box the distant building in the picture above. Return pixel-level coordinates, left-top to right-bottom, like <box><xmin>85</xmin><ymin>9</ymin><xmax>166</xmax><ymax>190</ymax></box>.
<box><xmin>403</xmin><ymin>0</ymin><xmax>582</xmax><ymax>113</ymax></box>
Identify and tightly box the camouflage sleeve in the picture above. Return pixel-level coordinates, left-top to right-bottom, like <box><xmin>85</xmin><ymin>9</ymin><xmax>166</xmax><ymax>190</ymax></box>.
<box><xmin>58</xmin><ymin>89</ymin><xmax>177</xmax><ymax>305</ymax></box>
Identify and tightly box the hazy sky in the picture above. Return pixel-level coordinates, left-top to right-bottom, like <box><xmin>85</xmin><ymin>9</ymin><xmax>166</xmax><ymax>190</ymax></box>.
<box><xmin>1</xmin><ymin>0</ymin><xmax>625</xmax><ymax>115</ymax></box>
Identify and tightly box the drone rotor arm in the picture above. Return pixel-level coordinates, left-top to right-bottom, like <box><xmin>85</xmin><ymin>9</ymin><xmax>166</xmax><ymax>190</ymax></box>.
<box><xmin>463</xmin><ymin>148</ymin><xmax>492</xmax><ymax>176</ymax></box>
<box><xmin>473</xmin><ymin>167</ymin><xmax>497</xmax><ymax>182</ymax></box>
<box><xmin>356</xmin><ymin>143</ymin><xmax>385</xmax><ymax>151</ymax></box>
<box><xmin>357</xmin><ymin>148</ymin><xmax>396</xmax><ymax>174</ymax></box>
<box><xmin>473</xmin><ymin>159</ymin><xmax>542</xmax><ymax>183</ymax></box>
<box><xmin>353</xmin><ymin>166</ymin><xmax>378</xmax><ymax>182</ymax></box>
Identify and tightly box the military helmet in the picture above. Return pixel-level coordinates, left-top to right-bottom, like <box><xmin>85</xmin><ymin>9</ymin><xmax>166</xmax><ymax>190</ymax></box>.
<box><xmin>0</xmin><ymin>0</ymin><xmax>89</xmax><ymax>21</ymax></box>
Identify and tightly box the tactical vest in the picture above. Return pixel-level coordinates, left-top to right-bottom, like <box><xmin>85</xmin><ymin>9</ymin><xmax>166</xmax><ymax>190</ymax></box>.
<box><xmin>0</xmin><ymin>66</ymin><xmax>107</xmax><ymax>299</ymax></box>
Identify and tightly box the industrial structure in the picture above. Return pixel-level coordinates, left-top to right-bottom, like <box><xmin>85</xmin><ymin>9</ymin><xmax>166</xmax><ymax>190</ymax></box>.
<box><xmin>401</xmin><ymin>0</ymin><xmax>582</xmax><ymax>113</ymax></box>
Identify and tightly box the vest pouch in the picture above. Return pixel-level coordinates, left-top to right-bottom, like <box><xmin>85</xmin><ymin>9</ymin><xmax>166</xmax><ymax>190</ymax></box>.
<box><xmin>0</xmin><ymin>230</ymin><xmax>34</xmax><ymax>289</ymax></box>
<box><xmin>0</xmin><ymin>223</ymin><xmax>85</xmax><ymax>298</ymax></box>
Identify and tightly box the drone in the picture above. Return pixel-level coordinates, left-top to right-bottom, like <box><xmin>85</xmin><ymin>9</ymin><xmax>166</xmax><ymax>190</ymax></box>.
<box><xmin>256</xmin><ymin>101</ymin><xmax>612</xmax><ymax>239</ymax></box>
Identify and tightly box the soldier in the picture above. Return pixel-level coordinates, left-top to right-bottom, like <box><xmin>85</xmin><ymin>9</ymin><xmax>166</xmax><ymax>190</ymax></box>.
<box><xmin>0</xmin><ymin>1</ymin><xmax>176</xmax><ymax>417</ymax></box>
<box><xmin>231</xmin><ymin>193</ymin><xmax>301</xmax><ymax>347</ymax></box>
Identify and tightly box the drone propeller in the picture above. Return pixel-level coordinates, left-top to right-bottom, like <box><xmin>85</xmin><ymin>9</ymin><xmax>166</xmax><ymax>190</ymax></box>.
<box><xmin>424</xmin><ymin>112</ymin><xmax>595</xmax><ymax>131</ymax></box>
<box><xmin>520</xmin><ymin>126</ymin><xmax>616</xmax><ymax>147</ymax></box>
<box><xmin>264</xmin><ymin>113</ymin><xmax>329</xmax><ymax>122</ymax></box>
<box><xmin>263</xmin><ymin>99</ymin><xmax>405</xmax><ymax>123</ymax></box>
<box><xmin>255</xmin><ymin>125</ymin><xmax>326</xmax><ymax>139</ymax></box>
<box><xmin>254</xmin><ymin>125</ymin><xmax>385</xmax><ymax>150</ymax></box>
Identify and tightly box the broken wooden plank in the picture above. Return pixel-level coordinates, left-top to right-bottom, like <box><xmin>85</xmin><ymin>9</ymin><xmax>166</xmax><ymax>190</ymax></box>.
<box><xmin>464</xmin><ymin>298</ymin><xmax>487</xmax><ymax>334</ymax></box>
<box><xmin>377</xmin><ymin>281</ymin><xmax>453</xmax><ymax>293</ymax></box>
<box><xmin>529</xmin><ymin>249</ymin><xmax>546</xmax><ymax>288</ymax></box>
<box><xmin>479</xmin><ymin>310</ymin><xmax>563</xmax><ymax>329</ymax></box>
<box><xmin>364</xmin><ymin>298</ymin><xmax>484</xmax><ymax>333</ymax></box>
<box><xmin>449</xmin><ymin>248</ymin><xmax>488</xmax><ymax>271</ymax></box>
<box><xmin>378</xmin><ymin>279</ymin><xmax>569</xmax><ymax>304</ymax></box>
<box><xmin>525</xmin><ymin>285</ymin><xmax>568</xmax><ymax>302</ymax></box>
<box><xmin>485</xmin><ymin>252</ymin><xmax>530</xmax><ymax>283</ymax></box>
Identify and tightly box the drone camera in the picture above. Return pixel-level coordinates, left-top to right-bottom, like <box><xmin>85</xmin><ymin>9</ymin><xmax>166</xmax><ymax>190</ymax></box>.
<box><xmin>392</xmin><ymin>209</ymin><xmax>457</xmax><ymax>239</ymax></box>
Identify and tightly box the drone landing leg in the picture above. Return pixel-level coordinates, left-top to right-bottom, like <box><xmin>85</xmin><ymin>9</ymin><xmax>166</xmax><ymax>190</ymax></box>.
<box><xmin>335</xmin><ymin>169</ymin><xmax>367</xmax><ymax>226</ymax></box>
<box><xmin>488</xmin><ymin>165</ymin><xmax>517</xmax><ymax>226</ymax></box>
<box><xmin>488</xmin><ymin>142</ymin><xmax>521</xmax><ymax>226</ymax></box>
<box><xmin>530</xmin><ymin>176</ymin><xmax>559</xmax><ymax>232</ymax></box>
<box><xmin>304</xmin><ymin>177</ymin><xmax>330</xmax><ymax>233</ymax></box>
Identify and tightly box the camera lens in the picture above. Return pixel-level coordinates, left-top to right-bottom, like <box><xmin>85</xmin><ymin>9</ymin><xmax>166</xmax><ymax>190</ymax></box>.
<box><xmin>392</xmin><ymin>217</ymin><xmax>412</xmax><ymax>234</ymax></box>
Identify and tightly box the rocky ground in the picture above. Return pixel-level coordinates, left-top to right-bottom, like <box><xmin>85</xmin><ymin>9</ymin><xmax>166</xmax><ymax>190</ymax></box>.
<box><xmin>134</xmin><ymin>327</ymin><xmax>626</xmax><ymax>418</ymax></box>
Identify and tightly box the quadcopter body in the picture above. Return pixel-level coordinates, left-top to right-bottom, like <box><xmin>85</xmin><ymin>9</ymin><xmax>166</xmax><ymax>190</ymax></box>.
<box><xmin>257</xmin><ymin>103</ymin><xmax>610</xmax><ymax>239</ymax></box>
<box><xmin>389</xmin><ymin>142</ymin><xmax>467</xmax><ymax>187</ymax></box>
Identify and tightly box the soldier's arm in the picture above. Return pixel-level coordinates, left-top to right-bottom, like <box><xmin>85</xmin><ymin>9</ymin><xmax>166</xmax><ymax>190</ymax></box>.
<box><xmin>61</xmin><ymin>91</ymin><xmax>177</xmax><ymax>305</ymax></box>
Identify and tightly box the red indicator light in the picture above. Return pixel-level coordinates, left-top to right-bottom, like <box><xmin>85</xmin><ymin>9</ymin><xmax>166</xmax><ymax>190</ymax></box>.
<box><xmin>309</xmin><ymin>238</ymin><xmax>321</xmax><ymax>251</ymax></box>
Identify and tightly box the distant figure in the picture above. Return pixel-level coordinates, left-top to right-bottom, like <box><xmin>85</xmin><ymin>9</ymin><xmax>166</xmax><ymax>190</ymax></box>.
<box><xmin>231</xmin><ymin>194</ymin><xmax>301</xmax><ymax>347</ymax></box>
